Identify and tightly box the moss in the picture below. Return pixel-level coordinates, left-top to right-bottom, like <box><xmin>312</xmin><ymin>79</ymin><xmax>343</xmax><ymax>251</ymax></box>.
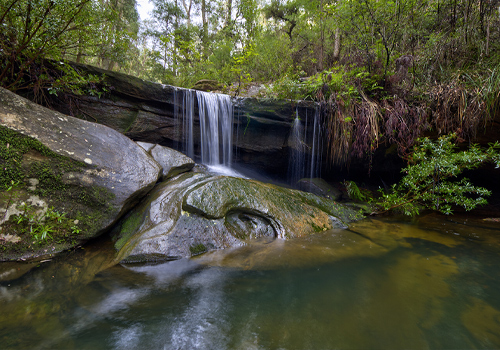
<box><xmin>310</xmin><ymin>222</ymin><xmax>327</xmax><ymax>233</ymax></box>
<box><xmin>0</xmin><ymin>126</ymin><xmax>116</xmax><ymax>260</ymax></box>
<box><xmin>113</xmin><ymin>211</ymin><xmax>145</xmax><ymax>251</ymax></box>
<box><xmin>189</xmin><ymin>243</ymin><xmax>207</xmax><ymax>256</ymax></box>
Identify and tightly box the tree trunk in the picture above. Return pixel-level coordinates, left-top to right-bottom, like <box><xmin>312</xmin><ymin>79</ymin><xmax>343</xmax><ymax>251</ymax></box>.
<box><xmin>226</xmin><ymin>0</ymin><xmax>232</xmax><ymax>27</ymax></box>
<box><xmin>201</xmin><ymin>0</ymin><xmax>208</xmax><ymax>57</ymax></box>
<box><xmin>182</xmin><ymin>0</ymin><xmax>193</xmax><ymax>26</ymax></box>
<box><xmin>318</xmin><ymin>0</ymin><xmax>324</xmax><ymax>71</ymax></box>
<box><xmin>76</xmin><ymin>36</ymin><xmax>83</xmax><ymax>63</ymax></box>
<box><xmin>333</xmin><ymin>27</ymin><xmax>341</xmax><ymax>60</ymax></box>
<box><xmin>173</xmin><ymin>0</ymin><xmax>179</xmax><ymax>76</ymax></box>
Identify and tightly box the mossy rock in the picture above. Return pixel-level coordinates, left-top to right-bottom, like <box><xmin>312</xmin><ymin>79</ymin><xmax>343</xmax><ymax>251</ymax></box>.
<box><xmin>113</xmin><ymin>172</ymin><xmax>363</xmax><ymax>264</ymax></box>
<box><xmin>192</xmin><ymin>79</ymin><xmax>223</xmax><ymax>92</ymax></box>
<box><xmin>0</xmin><ymin>87</ymin><xmax>161</xmax><ymax>261</ymax></box>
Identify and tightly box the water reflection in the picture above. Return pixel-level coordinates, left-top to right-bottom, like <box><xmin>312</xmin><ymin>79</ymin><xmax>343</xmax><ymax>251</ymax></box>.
<box><xmin>0</xmin><ymin>215</ymin><xmax>499</xmax><ymax>349</ymax></box>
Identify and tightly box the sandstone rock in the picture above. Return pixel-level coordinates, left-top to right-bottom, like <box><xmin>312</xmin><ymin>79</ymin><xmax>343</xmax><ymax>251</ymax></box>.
<box><xmin>136</xmin><ymin>141</ymin><xmax>155</xmax><ymax>152</ymax></box>
<box><xmin>112</xmin><ymin>172</ymin><xmax>363</xmax><ymax>263</ymax></box>
<box><xmin>192</xmin><ymin>79</ymin><xmax>223</xmax><ymax>92</ymax></box>
<box><xmin>0</xmin><ymin>87</ymin><xmax>161</xmax><ymax>260</ymax></box>
<box><xmin>297</xmin><ymin>178</ymin><xmax>343</xmax><ymax>200</ymax></box>
<box><xmin>149</xmin><ymin>144</ymin><xmax>195</xmax><ymax>179</ymax></box>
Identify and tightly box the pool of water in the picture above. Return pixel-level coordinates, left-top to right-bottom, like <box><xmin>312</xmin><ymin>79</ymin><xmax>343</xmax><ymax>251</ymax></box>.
<box><xmin>1</xmin><ymin>213</ymin><xmax>500</xmax><ymax>349</ymax></box>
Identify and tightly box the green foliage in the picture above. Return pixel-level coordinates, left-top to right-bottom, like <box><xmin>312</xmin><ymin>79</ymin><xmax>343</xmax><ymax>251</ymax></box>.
<box><xmin>376</xmin><ymin>134</ymin><xmax>500</xmax><ymax>216</ymax></box>
<box><xmin>43</xmin><ymin>62</ymin><xmax>109</xmax><ymax>98</ymax></box>
<box><xmin>0</xmin><ymin>0</ymin><xmax>137</xmax><ymax>93</ymax></box>
<box><xmin>268</xmin><ymin>65</ymin><xmax>383</xmax><ymax>101</ymax></box>
<box><xmin>343</xmin><ymin>181</ymin><xmax>373</xmax><ymax>202</ymax></box>
<box><xmin>11</xmin><ymin>205</ymin><xmax>79</xmax><ymax>243</ymax></box>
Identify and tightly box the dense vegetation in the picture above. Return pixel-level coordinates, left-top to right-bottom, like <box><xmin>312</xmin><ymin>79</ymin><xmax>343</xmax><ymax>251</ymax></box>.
<box><xmin>2</xmin><ymin>0</ymin><xmax>499</xmax><ymax>160</ymax></box>
<box><xmin>1</xmin><ymin>0</ymin><xmax>499</xmax><ymax>216</ymax></box>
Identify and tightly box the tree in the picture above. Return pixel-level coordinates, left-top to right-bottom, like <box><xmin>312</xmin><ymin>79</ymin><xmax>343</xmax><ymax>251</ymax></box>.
<box><xmin>95</xmin><ymin>0</ymin><xmax>140</xmax><ymax>71</ymax></box>
<box><xmin>0</xmin><ymin>0</ymin><xmax>93</xmax><ymax>90</ymax></box>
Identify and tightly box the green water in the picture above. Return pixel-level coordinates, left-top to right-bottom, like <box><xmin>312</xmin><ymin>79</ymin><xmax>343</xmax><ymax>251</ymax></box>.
<box><xmin>1</xmin><ymin>214</ymin><xmax>500</xmax><ymax>349</ymax></box>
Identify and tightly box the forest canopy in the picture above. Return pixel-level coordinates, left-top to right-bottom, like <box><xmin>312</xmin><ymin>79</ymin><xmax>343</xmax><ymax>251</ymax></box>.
<box><xmin>1</xmin><ymin>0</ymin><xmax>499</xmax><ymax>164</ymax></box>
<box><xmin>2</xmin><ymin>0</ymin><xmax>498</xmax><ymax>88</ymax></box>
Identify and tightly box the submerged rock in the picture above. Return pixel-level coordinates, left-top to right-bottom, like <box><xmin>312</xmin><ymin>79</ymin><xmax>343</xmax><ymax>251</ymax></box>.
<box><xmin>113</xmin><ymin>172</ymin><xmax>363</xmax><ymax>263</ymax></box>
<box><xmin>0</xmin><ymin>87</ymin><xmax>161</xmax><ymax>260</ymax></box>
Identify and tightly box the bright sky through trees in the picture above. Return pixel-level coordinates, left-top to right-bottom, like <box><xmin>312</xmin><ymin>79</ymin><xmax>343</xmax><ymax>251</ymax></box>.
<box><xmin>137</xmin><ymin>0</ymin><xmax>153</xmax><ymax>21</ymax></box>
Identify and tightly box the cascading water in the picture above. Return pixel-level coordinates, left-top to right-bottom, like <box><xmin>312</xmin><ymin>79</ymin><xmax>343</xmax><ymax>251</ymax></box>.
<box><xmin>196</xmin><ymin>90</ymin><xmax>234</xmax><ymax>166</ymax></box>
<box><xmin>287</xmin><ymin>107</ymin><xmax>323</xmax><ymax>186</ymax></box>
<box><xmin>173</xmin><ymin>87</ymin><xmax>195</xmax><ymax>157</ymax></box>
<box><xmin>309</xmin><ymin>108</ymin><xmax>323</xmax><ymax>180</ymax></box>
<box><xmin>288</xmin><ymin>109</ymin><xmax>306</xmax><ymax>185</ymax></box>
<box><xmin>175</xmin><ymin>89</ymin><xmax>322</xmax><ymax>183</ymax></box>
<box><xmin>175</xmin><ymin>89</ymin><xmax>235</xmax><ymax>174</ymax></box>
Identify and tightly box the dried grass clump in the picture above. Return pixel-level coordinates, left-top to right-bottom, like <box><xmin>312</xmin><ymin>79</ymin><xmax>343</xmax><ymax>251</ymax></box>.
<box><xmin>430</xmin><ymin>68</ymin><xmax>500</xmax><ymax>142</ymax></box>
<box><xmin>383</xmin><ymin>98</ymin><xmax>429</xmax><ymax>159</ymax></box>
<box><xmin>320</xmin><ymin>96</ymin><xmax>352</xmax><ymax>166</ymax></box>
<box><xmin>430</xmin><ymin>82</ymin><xmax>483</xmax><ymax>141</ymax></box>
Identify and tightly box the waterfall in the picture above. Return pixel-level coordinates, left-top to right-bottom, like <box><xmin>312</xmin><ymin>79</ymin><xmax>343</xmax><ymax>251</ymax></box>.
<box><xmin>196</xmin><ymin>91</ymin><xmax>234</xmax><ymax>166</ymax></box>
<box><xmin>287</xmin><ymin>107</ymin><xmax>323</xmax><ymax>186</ymax></box>
<box><xmin>176</xmin><ymin>89</ymin><xmax>234</xmax><ymax>168</ymax></box>
<box><xmin>288</xmin><ymin>108</ymin><xmax>306</xmax><ymax>185</ymax></box>
<box><xmin>309</xmin><ymin>108</ymin><xmax>323</xmax><ymax>180</ymax></box>
<box><xmin>183</xmin><ymin>89</ymin><xmax>195</xmax><ymax>159</ymax></box>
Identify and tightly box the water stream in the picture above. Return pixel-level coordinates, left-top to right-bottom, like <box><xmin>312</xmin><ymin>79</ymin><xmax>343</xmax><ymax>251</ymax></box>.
<box><xmin>287</xmin><ymin>107</ymin><xmax>323</xmax><ymax>186</ymax></box>
<box><xmin>1</xmin><ymin>214</ymin><xmax>499</xmax><ymax>349</ymax></box>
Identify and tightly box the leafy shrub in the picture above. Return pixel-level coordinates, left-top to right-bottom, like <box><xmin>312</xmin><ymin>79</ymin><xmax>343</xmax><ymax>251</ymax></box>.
<box><xmin>375</xmin><ymin>134</ymin><xmax>500</xmax><ymax>216</ymax></box>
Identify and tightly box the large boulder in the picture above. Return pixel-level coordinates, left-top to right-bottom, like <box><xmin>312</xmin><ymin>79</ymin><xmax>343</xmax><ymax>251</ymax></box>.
<box><xmin>0</xmin><ymin>87</ymin><xmax>161</xmax><ymax>260</ymax></box>
<box><xmin>148</xmin><ymin>144</ymin><xmax>195</xmax><ymax>180</ymax></box>
<box><xmin>112</xmin><ymin>172</ymin><xmax>363</xmax><ymax>263</ymax></box>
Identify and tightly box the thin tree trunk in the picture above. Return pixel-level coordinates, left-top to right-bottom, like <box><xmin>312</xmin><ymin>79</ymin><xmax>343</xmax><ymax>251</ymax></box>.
<box><xmin>173</xmin><ymin>0</ymin><xmax>179</xmax><ymax>76</ymax></box>
<box><xmin>333</xmin><ymin>27</ymin><xmax>341</xmax><ymax>60</ymax></box>
<box><xmin>226</xmin><ymin>0</ymin><xmax>232</xmax><ymax>27</ymax></box>
<box><xmin>181</xmin><ymin>0</ymin><xmax>192</xmax><ymax>26</ymax></box>
<box><xmin>201</xmin><ymin>0</ymin><xmax>208</xmax><ymax>57</ymax></box>
<box><xmin>318</xmin><ymin>0</ymin><xmax>324</xmax><ymax>71</ymax></box>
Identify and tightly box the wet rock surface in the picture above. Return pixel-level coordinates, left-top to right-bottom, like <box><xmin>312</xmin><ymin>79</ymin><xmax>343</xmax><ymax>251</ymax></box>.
<box><xmin>113</xmin><ymin>171</ymin><xmax>362</xmax><ymax>263</ymax></box>
<box><xmin>149</xmin><ymin>144</ymin><xmax>195</xmax><ymax>179</ymax></box>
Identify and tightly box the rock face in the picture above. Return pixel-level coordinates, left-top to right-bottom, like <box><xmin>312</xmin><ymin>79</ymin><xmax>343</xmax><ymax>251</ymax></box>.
<box><xmin>0</xmin><ymin>87</ymin><xmax>161</xmax><ymax>260</ymax></box>
<box><xmin>297</xmin><ymin>178</ymin><xmax>343</xmax><ymax>200</ymax></box>
<box><xmin>192</xmin><ymin>79</ymin><xmax>223</xmax><ymax>92</ymax></box>
<box><xmin>113</xmin><ymin>171</ymin><xmax>362</xmax><ymax>263</ymax></box>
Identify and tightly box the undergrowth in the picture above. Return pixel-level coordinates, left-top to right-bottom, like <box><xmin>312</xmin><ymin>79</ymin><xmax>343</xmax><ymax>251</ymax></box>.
<box><xmin>268</xmin><ymin>60</ymin><xmax>500</xmax><ymax>169</ymax></box>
